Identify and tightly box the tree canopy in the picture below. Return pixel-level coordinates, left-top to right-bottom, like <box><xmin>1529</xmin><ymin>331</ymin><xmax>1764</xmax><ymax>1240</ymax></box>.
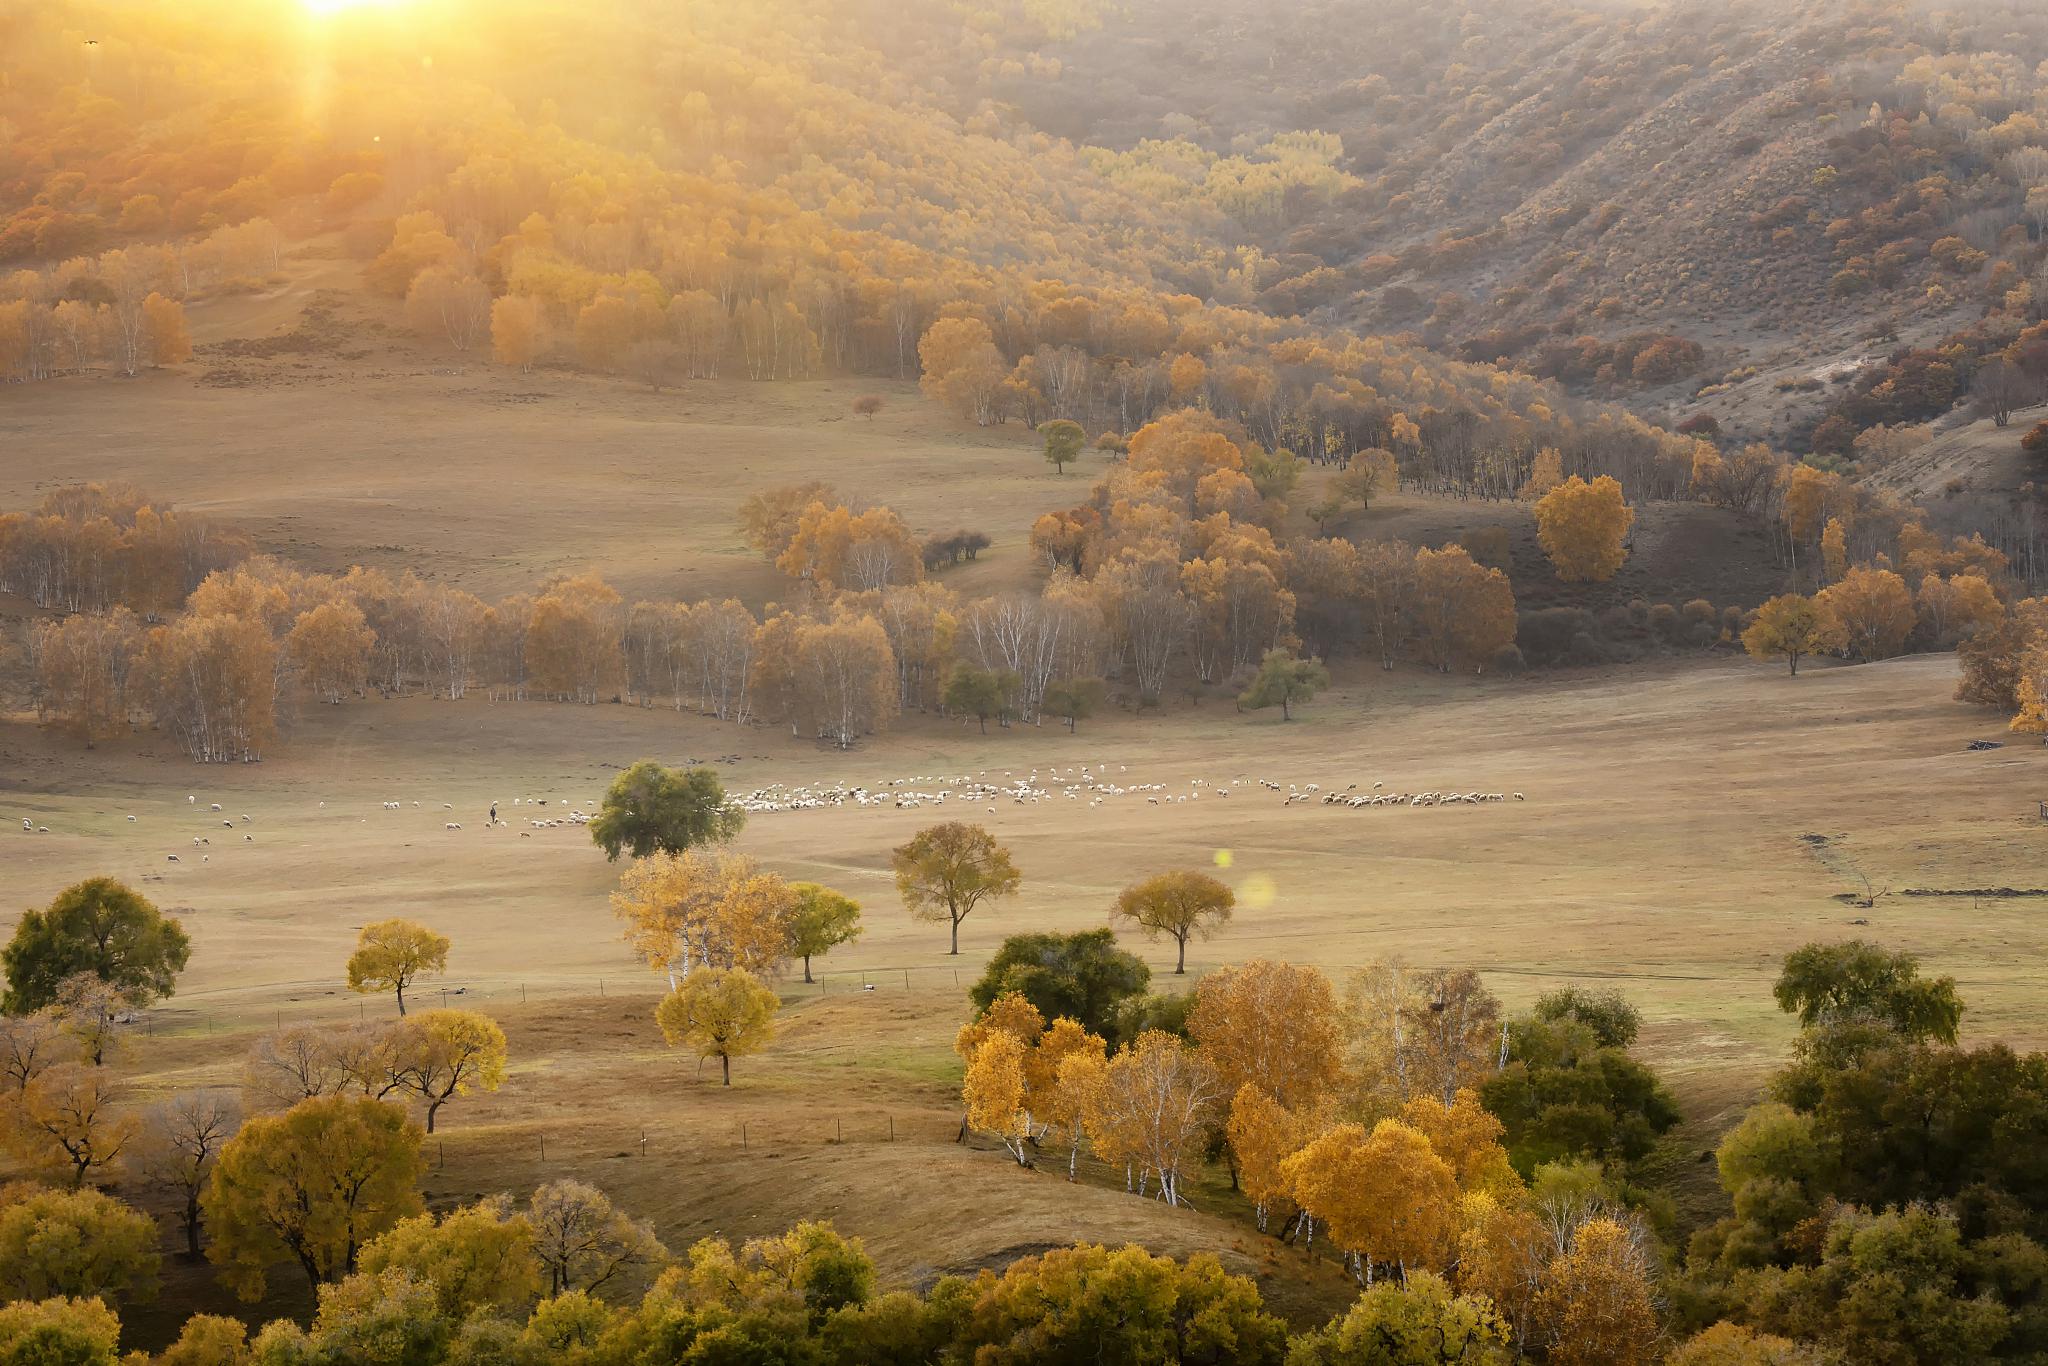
<box><xmin>589</xmin><ymin>759</ymin><xmax>744</xmax><ymax>862</ymax></box>
<box><xmin>2</xmin><ymin>877</ymin><xmax>190</xmax><ymax>1013</ymax></box>
<box><xmin>968</xmin><ymin>929</ymin><xmax>1151</xmax><ymax>1038</ymax></box>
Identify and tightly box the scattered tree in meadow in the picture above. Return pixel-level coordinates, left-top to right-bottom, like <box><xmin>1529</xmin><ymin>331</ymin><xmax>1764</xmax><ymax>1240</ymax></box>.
<box><xmin>611</xmin><ymin>849</ymin><xmax>795</xmax><ymax>987</ymax></box>
<box><xmin>1771</xmin><ymin>940</ymin><xmax>1961</xmax><ymax>1042</ymax></box>
<box><xmin>203</xmin><ymin>1095</ymin><xmax>425</xmax><ymax>1299</ymax></box>
<box><xmin>891</xmin><ymin>821</ymin><xmax>1021</xmax><ymax>955</ymax></box>
<box><xmin>1534</xmin><ymin>476</ymin><xmax>1634</xmax><ymax>583</ymax></box>
<box><xmin>0</xmin><ymin>1182</ymin><xmax>160</xmax><ymax>1304</ymax></box>
<box><xmin>380</xmin><ymin>1009</ymin><xmax>507</xmax><ymax>1133</ymax></box>
<box><xmin>589</xmin><ymin>759</ymin><xmax>743</xmax><ymax>861</ymax></box>
<box><xmin>345</xmin><ymin>919</ymin><xmax>450</xmax><ymax>1017</ymax></box>
<box><xmin>528</xmin><ymin>1179</ymin><xmax>668</xmax><ymax>1299</ymax></box>
<box><xmin>1041</xmin><ymin>676</ymin><xmax>1105</xmax><ymax>732</ymax></box>
<box><xmin>1042</xmin><ymin>418</ymin><xmax>1086</xmax><ymax>475</ymax></box>
<box><xmin>1741</xmin><ymin>595</ymin><xmax>1829</xmax><ymax>675</ymax></box>
<box><xmin>655</xmin><ymin>967</ymin><xmax>779</xmax><ymax>1085</ymax></box>
<box><xmin>785</xmin><ymin>882</ymin><xmax>863</xmax><ymax>984</ymax></box>
<box><xmin>852</xmin><ymin>394</ymin><xmax>883</xmax><ymax>420</ymax></box>
<box><xmin>1815</xmin><ymin>566</ymin><xmax>1914</xmax><ymax>662</ymax></box>
<box><xmin>1112</xmin><ymin>871</ymin><xmax>1235</xmax><ymax>974</ymax></box>
<box><xmin>943</xmin><ymin>662</ymin><xmax>1013</xmax><ymax>732</ymax></box>
<box><xmin>970</xmin><ymin>930</ymin><xmax>1151</xmax><ymax>1038</ymax></box>
<box><xmin>2</xmin><ymin>876</ymin><xmax>190</xmax><ymax>1014</ymax></box>
<box><xmin>133</xmin><ymin>1090</ymin><xmax>241</xmax><ymax>1259</ymax></box>
<box><xmin>1238</xmin><ymin>647</ymin><xmax>1329</xmax><ymax>720</ymax></box>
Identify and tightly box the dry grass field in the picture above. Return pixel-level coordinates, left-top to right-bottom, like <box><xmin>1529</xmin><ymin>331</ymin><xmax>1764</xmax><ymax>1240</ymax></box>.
<box><xmin>5</xmin><ymin>273</ymin><xmax>2048</xmax><ymax>1346</ymax></box>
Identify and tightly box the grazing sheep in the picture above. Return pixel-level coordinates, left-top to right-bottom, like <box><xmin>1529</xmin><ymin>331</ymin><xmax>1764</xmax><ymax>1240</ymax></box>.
<box><xmin>19</xmin><ymin>819</ymin><xmax>27</xmax><ymax>831</ymax></box>
<box><xmin>446</xmin><ymin>822</ymin><xmax>462</xmax><ymax>830</ymax></box>
<box><xmin>210</xmin><ymin>803</ymin><xmax>222</xmax><ymax>811</ymax></box>
<box><xmin>126</xmin><ymin>815</ymin><xmax>136</xmax><ymax>822</ymax></box>
<box><xmin>166</xmin><ymin>854</ymin><xmax>180</xmax><ymax>862</ymax></box>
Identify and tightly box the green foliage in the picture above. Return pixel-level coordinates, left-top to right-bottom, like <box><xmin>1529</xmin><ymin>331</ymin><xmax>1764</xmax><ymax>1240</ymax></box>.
<box><xmin>0</xmin><ymin>1182</ymin><xmax>160</xmax><ymax>1306</ymax></box>
<box><xmin>2</xmin><ymin>877</ymin><xmax>190</xmax><ymax>1013</ymax></box>
<box><xmin>942</xmin><ymin>664</ymin><xmax>1017</xmax><ymax>732</ymax></box>
<box><xmin>1107</xmin><ymin>990</ymin><xmax>1196</xmax><ymax>1047</ymax></box>
<box><xmin>968</xmin><ymin>929</ymin><xmax>1151</xmax><ymax>1037</ymax></box>
<box><xmin>1285</xmin><ymin>1271</ymin><xmax>1510</xmax><ymax>1364</ymax></box>
<box><xmin>1772</xmin><ymin>941</ymin><xmax>1962</xmax><ymax>1043</ymax></box>
<box><xmin>589</xmin><ymin>760</ymin><xmax>743</xmax><ymax>863</ymax></box>
<box><xmin>784</xmin><ymin>883</ymin><xmax>863</xmax><ymax>984</ymax></box>
<box><xmin>1238</xmin><ymin>648</ymin><xmax>1329</xmax><ymax>720</ymax></box>
<box><xmin>1480</xmin><ymin>991</ymin><xmax>1679</xmax><ymax>1174</ymax></box>
<box><xmin>1042</xmin><ymin>418</ymin><xmax>1087</xmax><ymax>474</ymax></box>
<box><xmin>1041</xmin><ymin>676</ymin><xmax>1106</xmax><ymax>732</ymax></box>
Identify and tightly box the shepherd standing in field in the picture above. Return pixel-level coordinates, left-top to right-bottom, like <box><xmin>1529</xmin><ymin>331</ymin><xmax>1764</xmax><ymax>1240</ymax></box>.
<box><xmin>489</xmin><ymin>801</ymin><xmax>498</xmax><ymax>825</ymax></box>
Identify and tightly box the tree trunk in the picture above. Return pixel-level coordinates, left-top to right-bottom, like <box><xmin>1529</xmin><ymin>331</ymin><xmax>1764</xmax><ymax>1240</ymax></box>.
<box><xmin>184</xmin><ymin>1197</ymin><xmax>202</xmax><ymax>1258</ymax></box>
<box><xmin>1281</xmin><ymin>695</ymin><xmax>1291</xmax><ymax>720</ymax></box>
<box><xmin>950</xmin><ymin>915</ymin><xmax>960</xmax><ymax>955</ymax></box>
<box><xmin>425</xmin><ymin>1100</ymin><xmax>440</xmax><ymax>1134</ymax></box>
<box><xmin>1175</xmin><ymin>935</ymin><xmax>1187</xmax><ymax>974</ymax></box>
<box><xmin>721</xmin><ymin>1053</ymin><xmax>731</xmax><ymax>1086</ymax></box>
<box><xmin>396</xmin><ymin>983</ymin><xmax>407</xmax><ymax>1016</ymax></box>
<box><xmin>803</xmin><ymin>955</ymin><xmax>814</xmax><ymax>984</ymax></box>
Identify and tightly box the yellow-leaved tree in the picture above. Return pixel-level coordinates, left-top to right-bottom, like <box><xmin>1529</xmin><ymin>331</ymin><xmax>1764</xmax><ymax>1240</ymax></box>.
<box><xmin>1815</xmin><ymin>565</ymin><xmax>1915</xmax><ymax>661</ymax></box>
<box><xmin>1533</xmin><ymin>475</ymin><xmax>1633</xmax><ymax>583</ymax></box>
<box><xmin>345</xmin><ymin>919</ymin><xmax>450</xmax><ymax>1017</ymax></box>
<box><xmin>1532</xmin><ymin>1216</ymin><xmax>1661</xmax><ymax>1366</ymax></box>
<box><xmin>655</xmin><ymin>967</ymin><xmax>778</xmax><ymax>1086</ymax></box>
<box><xmin>963</xmin><ymin>1032</ymin><xmax>1034</xmax><ymax>1166</ymax></box>
<box><xmin>1283</xmin><ymin>1118</ymin><xmax>1460</xmax><ymax>1281</ymax></box>
<box><xmin>1111</xmin><ymin>870</ymin><xmax>1235</xmax><ymax>975</ymax></box>
<box><xmin>1226</xmin><ymin>1082</ymin><xmax>1317</xmax><ymax>1233</ymax></box>
<box><xmin>1741</xmin><ymin>595</ymin><xmax>1831</xmax><ymax>676</ymax></box>
<box><xmin>611</xmin><ymin>850</ymin><xmax>795</xmax><ymax>989</ymax></box>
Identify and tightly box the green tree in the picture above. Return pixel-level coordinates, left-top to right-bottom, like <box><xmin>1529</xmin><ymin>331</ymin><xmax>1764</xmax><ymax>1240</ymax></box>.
<box><xmin>1480</xmin><ymin>997</ymin><xmax>1680</xmax><ymax>1174</ymax></box>
<box><xmin>1772</xmin><ymin>941</ymin><xmax>1961</xmax><ymax>1042</ymax></box>
<box><xmin>1111</xmin><ymin>871</ymin><xmax>1235</xmax><ymax>975</ymax></box>
<box><xmin>655</xmin><ymin>967</ymin><xmax>779</xmax><ymax>1085</ymax></box>
<box><xmin>968</xmin><ymin>929</ymin><xmax>1150</xmax><ymax>1037</ymax></box>
<box><xmin>203</xmin><ymin>1095</ymin><xmax>425</xmax><ymax>1299</ymax></box>
<box><xmin>345</xmin><ymin>919</ymin><xmax>450</xmax><ymax>1017</ymax></box>
<box><xmin>589</xmin><ymin>760</ymin><xmax>744</xmax><ymax>862</ymax></box>
<box><xmin>785</xmin><ymin>883</ymin><xmax>863</xmax><ymax>984</ymax></box>
<box><xmin>1041</xmin><ymin>677</ymin><xmax>1105</xmax><ymax>732</ymax></box>
<box><xmin>1238</xmin><ymin>648</ymin><xmax>1330</xmax><ymax>720</ymax></box>
<box><xmin>943</xmin><ymin>664</ymin><xmax>1009</xmax><ymax>733</ymax></box>
<box><xmin>1286</xmin><ymin>1271</ymin><xmax>1510</xmax><ymax>1364</ymax></box>
<box><xmin>1042</xmin><ymin>418</ymin><xmax>1086</xmax><ymax>475</ymax></box>
<box><xmin>891</xmin><ymin>822</ymin><xmax>1022</xmax><ymax>955</ymax></box>
<box><xmin>2</xmin><ymin>877</ymin><xmax>191</xmax><ymax>1014</ymax></box>
<box><xmin>0</xmin><ymin>1182</ymin><xmax>160</xmax><ymax>1305</ymax></box>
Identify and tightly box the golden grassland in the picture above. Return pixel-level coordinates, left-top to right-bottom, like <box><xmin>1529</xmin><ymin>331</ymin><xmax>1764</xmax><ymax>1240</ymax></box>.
<box><xmin>5</xmin><ymin>279</ymin><xmax>2048</xmax><ymax>1342</ymax></box>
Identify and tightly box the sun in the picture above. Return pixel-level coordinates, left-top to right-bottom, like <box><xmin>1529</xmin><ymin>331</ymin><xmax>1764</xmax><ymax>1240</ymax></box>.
<box><xmin>302</xmin><ymin>0</ymin><xmax>413</xmax><ymax>14</ymax></box>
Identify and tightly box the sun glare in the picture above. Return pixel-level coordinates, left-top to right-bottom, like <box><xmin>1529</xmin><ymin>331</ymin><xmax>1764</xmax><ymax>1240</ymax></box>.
<box><xmin>302</xmin><ymin>0</ymin><xmax>412</xmax><ymax>15</ymax></box>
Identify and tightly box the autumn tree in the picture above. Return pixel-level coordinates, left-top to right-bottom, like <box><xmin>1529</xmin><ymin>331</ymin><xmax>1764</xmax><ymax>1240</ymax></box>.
<box><xmin>589</xmin><ymin>759</ymin><xmax>743</xmax><ymax>861</ymax></box>
<box><xmin>528</xmin><ymin>1179</ymin><xmax>667</xmax><ymax>1298</ymax></box>
<box><xmin>891</xmin><ymin>821</ymin><xmax>1021</xmax><ymax>954</ymax></box>
<box><xmin>1407</xmin><ymin>969</ymin><xmax>1503</xmax><ymax>1107</ymax></box>
<box><xmin>852</xmin><ymin>394</ymin><xmax>883</xmax><ymax>420</ymax></box>
<box><xmin>1227</xmin><ymin>1084</ymin><xmax>1313</xmax><ymax>1232</ymax></box>
<box><xmin>1042</xmin><ymin>418</ymin><xmax>1086</xmax><ymax>475</ymax></box>
<box><xmin>1238</xmin><ymin>647</ymin><xmax>1329</xmax><ymax>721</ymax></box>
<box><xmin>526</xmin><ymin>574</ymin><xmax>624</xmax><ymax>702</ymax></box>
<box><xmin>1412</xmin><ymin>546</ymin><xmax>1516</xmax><ymax>674</ymax></box>
<box><xmin>1283</xmin><ymin>1119</ymin><xmax>1460</xmax><ymax>1279</ymax></box>
<box><xmin>1086</xmin><ymin>1031</ymin><xmax>1221</xmax><ymax>1206</ymax></box>
<box><xmin>355</xmin><ymin>1194</ymin><xmax>540</xmax><ymax>1318</ymax></box>
<box><xmin>491</xmin><ymin>294</ymin><xmax>544</xmax><ymax>371</ymax></box>
<box><xmin>1815</xmin><ymin>566</ymin><xmax>1914</xmax><ymax>662</ymax></box>
<box><xmin>1286</xmin><ymin>1271</ymin><xmax>1510</xmax><ymax>1365</ymax></box>
<box><xmin>944</xmin><ymin>662</ymin><xmax>1012</xmax><ymax>732</ymax></box>
<box><xmin>0</xmin><ymin>1182</ymin><xmax>159</xmax><ymax>1305</ymax></box>
<box><xmin>1532</xmin><ymin>1217</ymin><xmax>1660</xmax><ymax>1366</ymax></box>
<box><xmin>203</xmin><ymin>1094</ymin><xmax>425</xmax><ymax>1299</ymax></box>
<box><xmin>963</xmin><ymin>1032</ymin><xmax>1035</xmax><ymax>1166</ymax></box>
<box><xmin>345</xmin><ymin>919</ymin><xmax>450</xmax><ymax>1016</ymax></box>
<box><xmin>785</xmin><ymin>882</ymin><xmax>862</xmax><ymax>984</ymax></box>
<box><xmin>970</xmin><ymin>931</ymin><xmax>1150</xmax><ymax>1037</ymax></box>
<box><xmin>655</xmin><ymin>967</ymin><xmax>779</xmax><ymax>1085</ymax></box>
<box><xmin>11</xmin><ymin>1063</ymin><xmax>133</xmax><ymax>1187</ymax></box>
<box><xmin>1534</xmin><ymin>476</ymin><xmax>1633</xmax><ymax>583</ymax></box>
<box><xmin>919</xmin><ymin>317</ymin><xmax>1007</xmax><ymax>425</ymax></box>
<box><xmin>1112</xmin><ymin>870</ymin><xmax>1234</xmax><ymax>974</ymax></box>
<box><xmin>132</xmin><ymin>1089</ymin><xmax>241</xmax><ymax>1258</ymax></box>
<box><xmin>134</xmin><ymin>609</ymin><xmax>276</xmax><ymax>762</ymax></box>
<box><xmin>379</xmin><ymin>1009</ymin><xmax>507</xmax><ymax>1133</ymax></box>
<box><xmin>1741</xmin><ymin>595</ymin><xmax>1829</xmax><ymax>676</ymax></box>
<box><xmin>737</xmin><ymin>482</ymin><xmax>835</xmax><ymax>559</ymax></box>
<box><xmin>797</xmin><ymin>613</ymin><xmax>898</xmax><ymax>747</ymax></box>
<box><xmin>141</xmin><ymin>293</ymin><xmax>191</xmax><ymax>367</ymax></box>
<box><xmin>31</xmin><ymin>607</ymin><xmax>139</xmax><ymax>746</ymax></box>
<box><xmin>611</xmin><ymin>849</ymin><xmax>795</xmax><ymax>987</ymax></box>
<box><xmin>2</xmin><ymin>877</ymin><xmax>190</xmax><ymax>1014</ymax></box>
<box><xmin>0</xmin><ymin>1013</ymin><xmax>75</xmax><ymax>1096</ymax></box>
<box><xmin>1190</xmin><ymin>959</ymin><xmax>1345</xmax><ymax>1110</ymax></box>
<box><xmin>288</xmin><ymin>600</ymin><xmax>375</xmax><ymax>703</ymax></box>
